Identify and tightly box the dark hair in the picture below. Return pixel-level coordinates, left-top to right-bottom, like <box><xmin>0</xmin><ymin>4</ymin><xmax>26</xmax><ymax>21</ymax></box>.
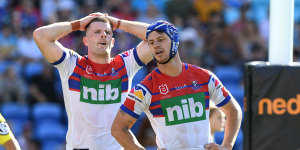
<box><xmin>85</xmin><ymin>17</ymin><xmax>113</xmax><ymax>32</ymax></box>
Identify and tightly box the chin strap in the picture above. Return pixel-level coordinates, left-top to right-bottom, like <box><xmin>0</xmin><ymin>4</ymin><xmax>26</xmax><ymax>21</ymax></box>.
<box><xmin>153</xmin><ymin>56</ymin><xmax>172</xmax><ymax>64</ymax></box>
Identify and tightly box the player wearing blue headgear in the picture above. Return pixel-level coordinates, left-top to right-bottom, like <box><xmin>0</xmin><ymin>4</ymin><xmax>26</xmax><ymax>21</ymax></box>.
<box><xmin>145</xmin><ymin>20</ymin><xmax>179</xmax><ymax>64</ymax></box>
<box><xmin>112</xmin><ymin>20</ymin><xmax>242</xmax><ymax>150</ymax></box>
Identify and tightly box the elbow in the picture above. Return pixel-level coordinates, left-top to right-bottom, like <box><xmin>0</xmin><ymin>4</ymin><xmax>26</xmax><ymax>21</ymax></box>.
<box><xmin>111</xmin><ymin>121</ymin><xmax>129</xmax><ymax>140</ymax></box>
<box><xmin>233</xmin><ymin>103</ymin><xmax>243</xmax><ymax>122</ymax></box>
<box><xmin>225</xmin><ymin>100</ymin><xmax>243</xmax><ymax>123</ymax></box>
<box><xmin>111</xmin><ymin>123</ymin><xmax>119</xmax><ymax>138</ymax></box>
<box><xmin>33</xmin><ymin>27</ymin><xmax>50</xmax><ymax>43</ymax></box>
<box><xmin>33</xmin><ymin>27</ymin><xmax>44</xmax><ymax>42</ymax></box>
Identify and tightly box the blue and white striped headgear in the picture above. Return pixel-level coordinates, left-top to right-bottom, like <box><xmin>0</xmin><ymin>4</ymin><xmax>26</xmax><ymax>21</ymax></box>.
<box><xmin>146</xmin><ymin>20</ymin><xmax>179</xmax><ymax>64</ymax></box>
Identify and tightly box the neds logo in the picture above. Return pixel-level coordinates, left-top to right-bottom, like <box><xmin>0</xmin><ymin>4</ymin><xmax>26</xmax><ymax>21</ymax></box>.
<box><xmin>258</xmin><ymin>94</ymin><xmax>300</xmax><ymax>115</ymax></box>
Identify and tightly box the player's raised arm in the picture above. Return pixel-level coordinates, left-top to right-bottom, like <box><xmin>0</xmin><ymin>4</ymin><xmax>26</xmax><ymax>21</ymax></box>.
<box><xmin>108</xmin><ymin>14</ymin><xmax>154</xmax><ymax>64</ymax></box>
<box><xmin>110</xmin><ymin>16</ymin><xmax>153</xmax><ymax>64</ymax></box>
<box><xmin>91</xmin><ymin>12</ymin><xmax>149</xmax><ymax>40</ymax></box>
<box><xmin>33</xmin><ymin>15</ymin><xmax>97</xmax><ymax>63</ymax></box>
<box><xmin>91</xmin><ymin>12</ymin><xmax>152</xmax><ymax>64</ymax></box>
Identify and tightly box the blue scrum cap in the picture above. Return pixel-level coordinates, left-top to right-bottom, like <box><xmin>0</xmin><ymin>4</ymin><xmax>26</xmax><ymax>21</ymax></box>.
<box><xmin>146</xmin><ymin>20</ymin><xmax>179</xmax><ymax>63</ymax></box>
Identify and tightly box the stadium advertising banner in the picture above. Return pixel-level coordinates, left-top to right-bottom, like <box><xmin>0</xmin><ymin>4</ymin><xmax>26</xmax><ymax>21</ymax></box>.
<box><xmin>244</xmin><ymin>62</ymin><xmax>300</xmax><ymax>150</ymax></box>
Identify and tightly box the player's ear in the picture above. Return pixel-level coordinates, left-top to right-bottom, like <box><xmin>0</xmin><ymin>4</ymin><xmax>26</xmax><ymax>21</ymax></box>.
<box><xmin>83</xmin><ymin>36</ymin><xmax>88</xmax><ymax>46</ymax></box>
<box><xmin>110</xmin><ymin>37</ymin><xmax>115</xmax><ymax>48</ymax></box>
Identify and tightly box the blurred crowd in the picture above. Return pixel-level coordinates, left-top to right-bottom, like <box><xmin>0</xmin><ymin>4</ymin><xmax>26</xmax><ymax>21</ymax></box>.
<box><xmin>0</xmin><ymin>0</ymin><xmax>300</xmax><ymax>150</ymax></box>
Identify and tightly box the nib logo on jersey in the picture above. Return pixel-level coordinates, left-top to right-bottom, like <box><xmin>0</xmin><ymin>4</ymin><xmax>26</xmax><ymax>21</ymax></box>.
<box><xmin>161</xmin><ymin>93</ymin><xmax>206</xmax><ymax>126</ymax></box>
<box><xmin>80</xmin><ymin>77</ymin><xmax>121</xmax><ymax>104</ymax></box>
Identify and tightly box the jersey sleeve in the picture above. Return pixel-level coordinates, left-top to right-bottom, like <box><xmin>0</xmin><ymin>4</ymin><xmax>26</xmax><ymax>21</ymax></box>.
<box><xmin>51</xmin><ymin>49</ymin><xmax>80</xmax><ymax>79</ymax></box>
<box><xmin>120</xmin><ymin>83</ymin><xmax>152</xmax><ymax>119</ymax></box>
<box><xmin>119</xmin><ymin>47</ymin><xmax>145</xmax><ymax>79</ymax></box>
<box><xmin>0</xmin><ymin>114</ymin><xmax>13</xmax><ymax>145</ymax></box>
<box><xmin>208</xmin><ymin>72</ymin><xmax>232</xmax><ymax>107</ymax></box>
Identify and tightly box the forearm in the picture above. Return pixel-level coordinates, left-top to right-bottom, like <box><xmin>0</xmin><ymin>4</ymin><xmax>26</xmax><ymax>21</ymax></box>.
<box><xmin>34</xmin><ymin>22</ymin><xmax>73</xmax><ymax>43</ymax></box>
<box><xmin>119</xmin><ymin>20</ymin><xmax>149</xmax><ymax>40</ymax></box>
<box><xmin>112</xmin><ymin>128</ymin><xmax>144</xmax><ymax>150</ymax></box>
<box><xmin>107</xmin><ymin>16</ymin><xmax>149</xmax><ymax>40</ymax></box>
<box><xmin>34</xmin><ymin>15</ymin><xmax>96</xmax><ymax>63</ymax></box>
<box><xmin>222</xmin><ymin>105</ymin><xmax>242</xmax><ymax>149</ymax></box>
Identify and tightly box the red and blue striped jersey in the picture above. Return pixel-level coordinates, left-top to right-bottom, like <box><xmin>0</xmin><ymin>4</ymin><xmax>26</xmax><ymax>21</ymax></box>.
<box><xmin>52</xmin><ymin>47</ymin><xmax>144</xmax><ymax>149</ymax></box>
<box><xmin>121</xmin><ymin>63</ymin><xmax>231</xmax><ymax>149</ymax></box>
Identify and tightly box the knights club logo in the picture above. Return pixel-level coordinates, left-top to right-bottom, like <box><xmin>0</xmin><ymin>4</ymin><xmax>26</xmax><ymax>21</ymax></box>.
<box><xmin>159</xmin><ymin>84</ymin><xmax>169</xmax><ymax>95</ymax></box>
<box><xmin>86</xmin><ymin>65</ymin><xmax>93</xmax><ymax>74</ymax></box>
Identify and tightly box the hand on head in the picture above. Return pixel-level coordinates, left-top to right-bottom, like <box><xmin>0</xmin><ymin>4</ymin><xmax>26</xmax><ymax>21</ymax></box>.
<box><xmin>89</xmin><ymin>12</ymin><xmax>119</xmax><ymax>30</ymax></box>
<box><xmin>88</xmin><ymin>12</ymin><xmax>107</xmax><ymax>17</ymax></box>
<box><xmin>74</xmin><ymin>12</ymin><xmax>108</xmax><ymax>31</ymax></box>
<box><xmin>75</xmin><ymin>15</ymin><xmax>98</xmax><ymax>31</ymax></box>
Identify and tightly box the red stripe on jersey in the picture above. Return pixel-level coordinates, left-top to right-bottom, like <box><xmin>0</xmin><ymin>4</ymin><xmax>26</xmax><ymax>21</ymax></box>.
<box><xmin>124</xmin><ymin>99</ymin><xmax>135</xmax><ymax>111</ymax></box>
<box><xmin>205</xmin><ymin>96</ymin><xmax>210</xmax><ymax>99</ymax></box>
<box><xmin>73</xmin><ymin>65</ymin><xmax>84</xmax><ymax>74</ymax></box>
<box><xmin>76</xmin><ymin>56</ymin><xmax>87</xmax><ymax>67</ymax></box>
<box><xmin>73</xmin><ymin>65</ymin><xmax>85</xmax><ymax>77</ymax></box>
<box><xmin>151</xmin><ymin>87</ymin><xmax>210</xmax><ymax>103</ymax></box>
<box><xmin>72</xmin><ymin>55</ymin><xmax>128</xmax><ymax>82</ymax></box>
<box><xmin>221</xmin><ymin>87</ymin><xmax>229</xmax><ymax>97</ymax></box>
<box><xmin>149</xmin><ymin>104</ymin><xmax>161</xmax><ymax>110</ymax></box>
<box><xmin>202</xmin><ymin>85</ymin><xmax>209</xmax><ymax>91</ymax></box>
<box><xmin>122</xmin><ymin>78</ymin><xmax>128</xmax><ymax>82</ymax></box>
<box><xmin>69</xmin><ymin>76</ymin><xmax>80</xmax><ymax>81</ymax></box>
<box><xmin>69</xmin><ymin>88</ymin><xmax>80</xmax><ymax>92</ymax></box>
<box><xmin>153</xmin><ymin>115</ymin><xmax>164</xmax><ymax>117</ymax></box>
<box><xmin>215</xmin><ymin>78</ymin><xmax>220</xmax><ymax>87</ymax></box>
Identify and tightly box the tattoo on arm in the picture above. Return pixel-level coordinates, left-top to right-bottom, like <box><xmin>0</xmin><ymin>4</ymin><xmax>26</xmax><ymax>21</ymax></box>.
<box><xmin>119</xmin><ymin>109</ymin><xmax>135</xmax><ymax>128</ymax></box>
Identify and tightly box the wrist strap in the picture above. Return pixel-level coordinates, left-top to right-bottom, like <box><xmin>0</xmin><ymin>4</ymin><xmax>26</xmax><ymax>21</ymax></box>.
<box><xmin>71</xmin><ymin>20</ymin><xmax>80</xmax><ymax>31</ymax></box>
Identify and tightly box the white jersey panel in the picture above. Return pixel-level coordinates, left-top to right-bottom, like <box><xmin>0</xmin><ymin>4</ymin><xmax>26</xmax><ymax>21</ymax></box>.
<box><xmin>119</xmin><ymin>48</ymin><xmax>145</xmax><ymax>88</ymax></box>
<box><xmin>208</xmin><ymin>72</ymin><xmax>231</xmax><ymax>107</ymax></box>
<box><xmin>54</xmin><ymin>49</ymin><xmax>79</xmax><ymax>79</ymax></box>
<box><xmin>53</xmin><ymin>48</ymin><xmax>143</xmax><ymax>150</ymax></box>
